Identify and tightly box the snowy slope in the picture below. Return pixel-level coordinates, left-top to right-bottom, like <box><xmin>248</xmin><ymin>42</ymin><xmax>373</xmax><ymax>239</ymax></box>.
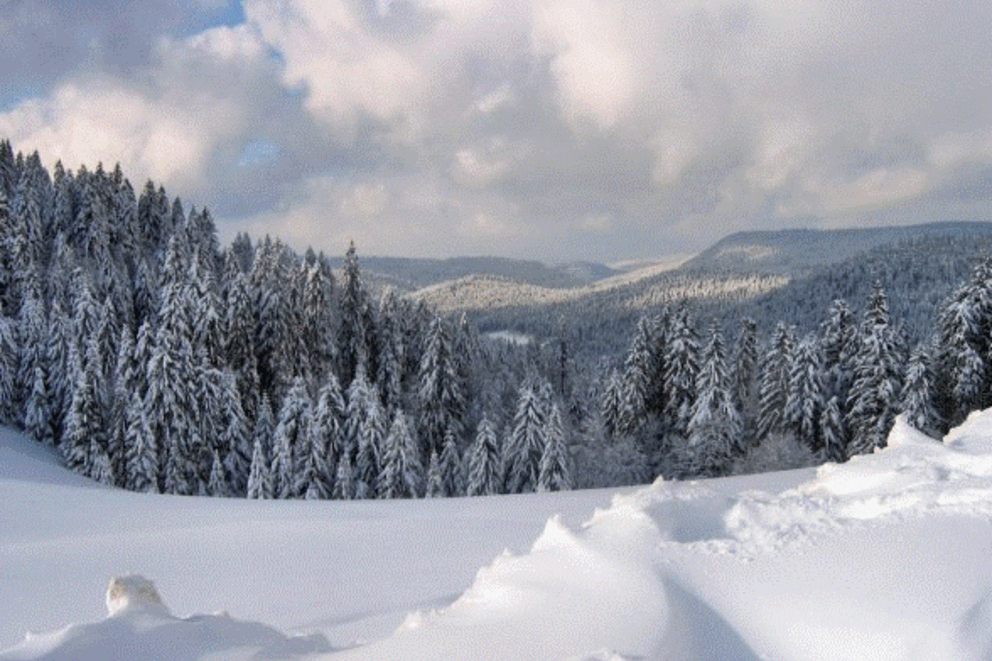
<box><xmin>4</xmin><ymin>413</ymin><xmax>992</xmax><ymax>660</ymax></box>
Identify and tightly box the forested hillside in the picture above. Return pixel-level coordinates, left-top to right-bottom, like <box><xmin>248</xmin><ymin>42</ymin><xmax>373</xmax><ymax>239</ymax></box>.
<box><xmin>2</xmin><ymin>138</ymin><xmax>992</xmax><ymax>496</ymax></box>
<box><xmin>681</xmin><ymin>223</ymin><xmax>992</xmax><ymax>275</ymax></box>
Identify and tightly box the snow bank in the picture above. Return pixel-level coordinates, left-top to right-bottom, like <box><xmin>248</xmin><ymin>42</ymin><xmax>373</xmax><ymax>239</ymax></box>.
<box><xmin>0</xmin><ymin>575</ymin><xmax>331</xmax><ymax>661</ymax></box>
<box><xmin>6</xmin><ymin>411</ymin><xmax>992</xmax><ymax>660</ymax></box>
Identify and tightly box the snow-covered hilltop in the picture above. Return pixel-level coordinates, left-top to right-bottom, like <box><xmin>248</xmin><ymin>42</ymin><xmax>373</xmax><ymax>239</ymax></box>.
<box><xmin>4</xmin><ymin>407</ymin><xmax>992</xmax><ymax>660</ymax></box>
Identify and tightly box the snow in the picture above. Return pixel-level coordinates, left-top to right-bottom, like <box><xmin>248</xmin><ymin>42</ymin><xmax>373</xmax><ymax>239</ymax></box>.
<box><xmin>4</xmin><ymin>411</ymin><xmax>992</xmax><ymax>659</ymax></box>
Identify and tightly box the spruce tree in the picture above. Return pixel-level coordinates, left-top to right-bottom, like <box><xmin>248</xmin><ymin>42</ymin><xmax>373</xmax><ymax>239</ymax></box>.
<box><xmin>439</xmin><ymin>426</ymin><xmax>463</xmax><ymax>497</ymax></box>
<box><xmin>847</xmin><ymin>285</ymin><xmax>905</xmax><ymax>456</ymax></box>
<box><xmin>466</xmin><ymin>414</ymin><xmax>502</xmax><ymax>496</ymax></box>
<box><xmin>538</xmin><ymin>401</ymin><xmax>570</xmax><ymax>492</ymax></box>
<box><xmin>251</xmin><ymin>237</ymin><xmax>290</xmax><ymax>401</ymax></box>
<box><xmin>273</xmin><ymin>377</ymin><xmax>311</xmax><ymax>499</ymax></box>
<box><xmin>785</xmin><ymin>334</ymin><xmax>825</xmax><ymax>453</ymax></box>
<box><xmin>504</xmin><ymin>381</ymin><xmax>547</xmax><ymax>493</ymax></box>
<box><xmin>311</xmin><ymin>374</ymin><xmax>347</xmax><ymax>493</ymax></box>
<box><xmin>63</xmin><ymin>345</ymin><xmax>106</xmax><ymax>479</ymax></box>
<box><xmin>663</xmin><ymin>306</ymin><xmax>699</xmax><ymax>435</ymax></box>
<box><xmin>377</xmin><ymin>411</ymin><xmax>422</xmax><ymax>499</ymax></box>
<box><xmin>0</xmin><ymin>314</ymin><xmax>16</xmax><ymax>426</ymax></box>
<box><xmin>687</xmin><ymin>324</ymin><xmax>741</xmax><ymax>476</ymax></box>
<box><xmin>246</xmin><ymin>428</ymin><xmax>274</xmax><ymax>499</ymax></box>
<box><xmin>418</xmin><ymin>315</ymin><xmax>464</xmax><ymax>458</ymax></box>
<box><xmin>757</xmin><ymin>322</ymin><xmax>795</xmax><ymax>441</ymax></box>
<box><xmin>618</xmin><ymin>316</ymin><xmax>652</xmax><ymax>436</ymax></box>
<box><xmin>337</xmin><ymin>241</ymin><xmax>374</xmax><ymax>388</ymax></box>
<box><xmin>600</xmin><ymin>368</ymin><xmax>623</xmax><ymax>440</ymax></box>
<box><xmin>425</xmin><ymin>450</ymin><xmax>444</xmax><ymax>498</ymax></box>
<box><xmin>333</xmin><ymin>451</ymin><xmax>354</xmax><ymax>500</ymax></box>
<box><xmin>219</xmin><ymin>371</ymin><xmax>251</xmax><ymax>496</ymax></box>
<box><xmin>821</xmin><ymin>395</ymin><xmax>847</xmax><ymax>463</ymax></box>
<box><xmin>300</xmin><ymin>416</ymin><xmax>332</xmax><ymax>500</ymax></box>
<box><xmin>124</xmin><ymin>398</ymin><xmax>158</xmax><ymax>492</ymax></box>
<box><xmin>208</xmin><ymin>448</ymin><xmax>230</xmax><ymax>497</ymax></box>
<box><xmin>24</xmin><ymin>363</ymin><xmax>54</xmax><ymax>446</ymax></box>
<box><xmin>354</xmin><ymin>393</ymin><xmax>385</xmax><ymax>498</ymax></box>
<box><xmin>730</xmin><ymin>317</ymin><xmax>758</xmax><ymax>428</ymax></box>
<box><xmin>901</xmin><ymin>343</ymin><xmax>941</xmax><ymax>438</ymax></box>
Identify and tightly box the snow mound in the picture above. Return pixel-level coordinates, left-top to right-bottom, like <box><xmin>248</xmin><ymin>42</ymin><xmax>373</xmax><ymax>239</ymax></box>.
<box><xmin>0</xmin><ymin>576</ymin><xmax>332</xmax><ymax>661</ymax></box>
<box><xmin>105</xmin><ymin>575</ymin><xmax>169</xmax><ymax>617</ymax></box>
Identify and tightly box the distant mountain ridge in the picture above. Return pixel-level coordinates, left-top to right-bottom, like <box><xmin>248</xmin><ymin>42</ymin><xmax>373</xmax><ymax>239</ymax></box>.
<box><xmin>329</xmin><ymin>255</ymin><xmax>620</xmax><ymax>292</ymax></box>
<box><xmin>346</xmin><ymin>222</ymin><xmax>992</xmax><ymax>297</ymax></box>
<box><xmin>681</xmin><ymin>222</ymin><xmax>992</xmax><ymax>274</ymax></box>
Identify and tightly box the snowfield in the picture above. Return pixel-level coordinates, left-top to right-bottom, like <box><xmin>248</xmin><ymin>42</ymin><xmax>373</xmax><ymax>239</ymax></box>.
<box><xmin>4</xmin><ymin>412</ymin><xmax>992</xmax><ymax>660</ymax></box>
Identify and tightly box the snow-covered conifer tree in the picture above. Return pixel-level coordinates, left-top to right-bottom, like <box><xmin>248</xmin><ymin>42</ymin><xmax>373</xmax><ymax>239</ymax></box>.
<box><xmin>337</xmin><ymin>241</ymin><xmax>374</xmax><ymax>388</ymax></box>
<box><xmin>123</xmin><ymin>397</ymin><xmax>158</xmax><ymax>492</ymax></box>
<box><xmin>44</xmin><ymin>297</ymin><xmax>73</xmax><ymax>439</ymax></box>
<box><xmin>687</xmin><ymin>324</ymin><xmax>741</xmax><ymax>476</ymax></box>
<box><xmin>16</xmin><ymin>279</ymin><xmax>47</xmax><ymax>419</ymax></box>
<box><xmin>821</xmin><ymin>299</ymin><xmax>856</xmax><ymax>402</ymax></box>
<box><xmin>439</xmin><ymin>426</ymin><xmax>463</xmax><ymax>497</ymax></box>
<box><xmin>418</xmin><ymin>315</ymin><xmax>464</xmax><ymax>458</ymax></box>
<box><xmin>311</xmin><ymin>374</ymin><xmax>346</xmax><ymax>492</ymax></box>
<box><xmin>251</xmin><ymin>237</ymin><xmax>290</xmax><ymax>401</ymax></box>
<box><xmin>246</xmin><ymin>395</ymin><xmax>275</xmax><ymax>499</ymax></box>
<box><xmin>600</xmin><ymin>368</ymin><xmax>623</xmax><ymax>440</ymax></box>
<box><xmin>757</xmin><ymin>322</ymin><xmax>795</xmax><ymax>441</ymax></box>
<box><xmin>354</xmin><ymin>393</ymin><xmax>385</xmax><ymax>498</ymax></box>
<box><xmin>272</xmin><ymin>377</ymin><xmax>311</xmax><ymax>499</ymax></box>
<box><xmin>208</xmin><ymin>448</ymin><xmax>230</xmax><ymax>497</ymax></box>
<box><xmin>63</xmin><ymin>347</ymin><xmax>105</xmax><ymax>479</ymax></box>
<box><xmin>377</xmin><ymin>412</ymin><xmax>422</xmax><ymax>499</ymax></box>
<box><xmin>333</xmin><ymin>451</ymin><xmax>354</xmax><ymax>500</ymax></box>
<box><xmin>901</xmin><ymin>343</ymin><xmax>941</xmax><ymax>439</ymax></box>
<box><xmin>538</xmin><ymin>400</ymin><xmax>570</xmax><ymax>492</ymax></box>
<box><xmin>0</xmin><ymin>314</ymin><xmax>16</xmax><ymax>426</ymax></box>
<box><xmin>847</xmin><ymin>285</ymin><xmax>905</xmax><ymax>456</ymax></box>
<box><xmin>618</xmin><ymin>316</ymin><xmax>653</xmax><ymax>436</ymax></box>
<box><xmin>466</xmin><ymin>414</ymin><xmax>501</xmax><ymax>496</ymax></box>
<box><xmin>730</xmin><ymin>317</ymin><xmax>758</xmax><ymax>425</ymax></box>
<box><xmin>663</xmin><ymin>307</ymin><xmax>699</xmax><ymax>435</ymax></box>
<box><xmin>820</xmin><ymin>395</ymin><xmax>847</xmax><ymax>463</ymax></box>
<box><xmin>425</xmin><ymin>450</ymin><xmax>444</xmax><ymax>498</ymax></box>
<box><xmin>301</xmin><ymin>260</ymin><xmax>335</xmax><ymax>387</ymax></box>
<box><xmin>24</xmin><ymin>363</ymin><xmax>54</xmax><ymax>446</ymax></box>
<box><xmin>225</xmin><ymin>270</ymin><xmax>259</xmax><ymax>422</ymax></box>
<box><xmin>246</xmin><ymin>430</ymin><xmax>273</xmax><ymax>500</ymax></box>
<box><xmin>785</xmin><ymin>334</ymin><xmax>825</xmax><ymax>453</ymax></box>
<box><xmin>219</xmin><ymin>372</ymin><xmax>251</xmax><ymax>496</ymax></box>
<box><xmin>300</xmin><ymin>415</ymin><xmax>332</xmax><ymax>500</ymax></box>
<box><xmin>504</xmin><ymin>381</ymin><xmax>547</xmax><ymax>493</ymax></box>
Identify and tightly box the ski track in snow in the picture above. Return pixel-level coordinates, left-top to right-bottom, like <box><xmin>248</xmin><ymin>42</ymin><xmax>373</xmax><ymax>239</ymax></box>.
<box><xmin>5</xmin><ymin>412</ymin><xmax>992</xmax><ymax>659</ymax></box>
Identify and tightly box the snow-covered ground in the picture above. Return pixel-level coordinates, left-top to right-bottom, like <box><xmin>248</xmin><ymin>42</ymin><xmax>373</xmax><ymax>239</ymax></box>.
<box><xmin>3</xmin><ymin>412</ymin><xmax>992</xmax><ymax>660</ymax></box>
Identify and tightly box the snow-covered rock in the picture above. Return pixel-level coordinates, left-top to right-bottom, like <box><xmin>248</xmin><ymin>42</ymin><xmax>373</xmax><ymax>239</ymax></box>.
<box><xmin>0</xmin><ymin>576</ymin><xmax>332</xmax><ymax>661</ymax></box>
<box><xmin>105</xmin><ymin>575</ymin><xmax>169</xmax><ymax>618</ymax></box>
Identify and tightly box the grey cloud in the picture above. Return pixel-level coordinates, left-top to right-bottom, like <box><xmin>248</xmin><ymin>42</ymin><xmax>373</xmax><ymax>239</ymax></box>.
<box><xmin>0</xmin><ymin>0</ymin><xmax>241</xmax><ymax>106</ymax></box>
<box><xmin>5</xmin><ymin>0</ymin><xmax>992</xmax><ymax>262</ymax></box>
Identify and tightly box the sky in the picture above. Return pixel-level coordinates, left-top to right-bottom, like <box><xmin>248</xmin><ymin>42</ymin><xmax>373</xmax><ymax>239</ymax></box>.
<box><xmin>0</xmin><ymin>0</ymin><xmax>990</xmax><ymax>263</ymax></box>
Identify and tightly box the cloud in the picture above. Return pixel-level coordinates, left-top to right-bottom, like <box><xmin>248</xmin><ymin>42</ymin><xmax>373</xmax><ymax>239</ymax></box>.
<box><xmin>0</xmin><ymin>21</ymin><xmax>318</xmax><ymax>213</ymax></box>
<box><xmin>2</xmin><ymin>0</ymin><xmax>992</xmax><ymax>261</ymax></box>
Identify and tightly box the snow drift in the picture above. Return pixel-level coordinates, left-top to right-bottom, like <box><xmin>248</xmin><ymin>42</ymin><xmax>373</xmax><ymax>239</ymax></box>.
<box><xmin>5</xmin><ymin>411</ymin><xmax>992</xmax><ymax>660</ymax></box>
<box><xmin>0</xmin><ymin>575</ymin><xmax>331</xmax><ymax>661</ymax></box>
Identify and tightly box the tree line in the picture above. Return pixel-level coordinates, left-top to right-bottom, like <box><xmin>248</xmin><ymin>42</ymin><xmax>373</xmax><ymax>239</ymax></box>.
<box><xmin>598</xmin><ymin>262</ymin><xmax>992</xmax><ymax>478</ymax></box>
<box><xmin>0</xmin><ymin>140</ymin><xmax>571</xmax><ymax>499</ymax></box>
<box><xmin>1</xmin><ymin>138</ymin><xmax>988</xmax><ymax>498</ymax></box>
